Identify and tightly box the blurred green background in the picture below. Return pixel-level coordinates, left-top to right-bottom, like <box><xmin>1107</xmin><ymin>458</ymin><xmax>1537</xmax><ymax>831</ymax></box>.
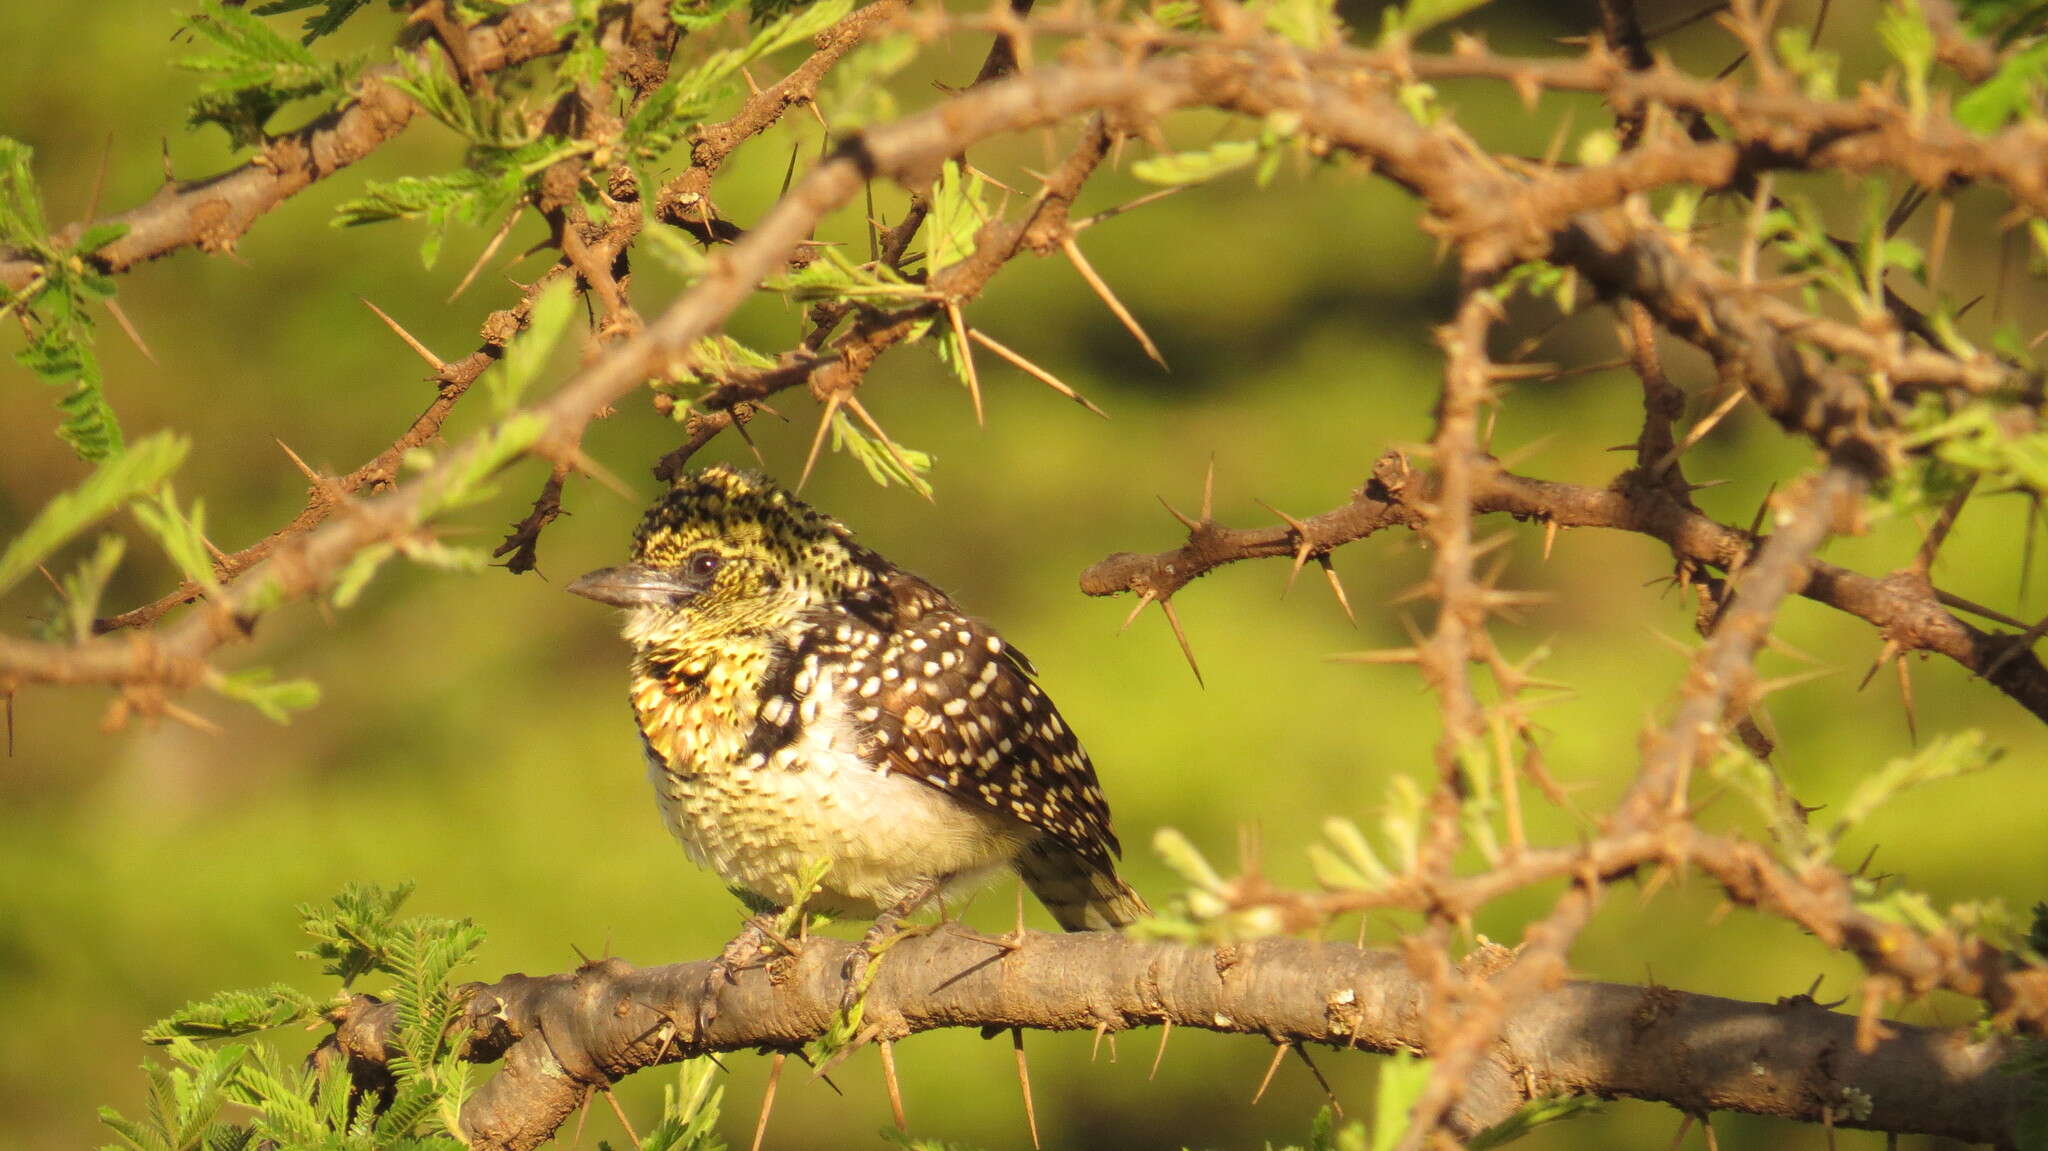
<box><xmin>4</xmin><ymin>1</ymin><xmax>2046</xmax><ymax>1147</ymax></box>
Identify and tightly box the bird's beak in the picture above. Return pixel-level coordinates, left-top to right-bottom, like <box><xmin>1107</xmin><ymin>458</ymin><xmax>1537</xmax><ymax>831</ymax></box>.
<box><xmin>566</xmin><ymin>564</ymin><xmax>692</xmax><ymax>608</ymax></box>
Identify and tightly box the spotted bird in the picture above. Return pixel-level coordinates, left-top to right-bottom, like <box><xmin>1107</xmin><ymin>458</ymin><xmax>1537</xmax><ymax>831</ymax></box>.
<box><xmin>569</xmin><ymin>466</ymin><xmax>1147</xmax><ymax>1002</ymax></box>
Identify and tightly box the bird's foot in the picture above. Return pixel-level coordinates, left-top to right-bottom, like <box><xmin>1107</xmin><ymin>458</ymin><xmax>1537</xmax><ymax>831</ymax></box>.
<box><xmin>837</xmin><ymin>916</ymin><xmax>938</xmax><ymax>1015</ymax></box>
<box><xmin>696</xmin><ymin>915</ymin><xmax>783</xmax><ymax>1038</ymax></box>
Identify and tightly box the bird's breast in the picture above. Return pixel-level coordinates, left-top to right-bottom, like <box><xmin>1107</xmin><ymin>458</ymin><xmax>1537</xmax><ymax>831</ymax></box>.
<box><xmin>632</xmin><ymin>658</ymin><xmax>1031</xmax><ymax>915</ymax></box>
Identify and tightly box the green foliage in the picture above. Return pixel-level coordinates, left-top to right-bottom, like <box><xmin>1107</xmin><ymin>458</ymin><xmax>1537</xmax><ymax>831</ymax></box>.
<box><xmin>489</xmin><ymin>278</ymin><xmax>580</xmax><ymax>414</ymax></box>
<box><xmin>1901</xmin><ymin>392</ymin><xmax>2048</xmax><ymax>497</ymax></box>
<box><xmin>0</xmin><ymin>430</ymin><xmax>187</xmax><ymax>599</ymax></box>
<box><xmin>1880</xmin><ymin>0</ymin><xmax>1936</xmax><ymax>117</ymax></box>
<box><xmin>295</xmin><ymin>880</ymin><xmax>422</xmax><ymax>985</ymax></box>
<box><xmin>1133</xmin><ymin>139</ymin><xmax>1261</xmax><ymax>187</ymax></box>
<box><xmin>1957</xmin><ymin>40</ymin><xmax>2048</xmax><ymax>131</ymax></box>
<box><xmin>2</xmin><ymin>138</ymin><xmax>129</xmax><ymax>460</ymax></box>
<box><xmin>98</xmin><ymin>1037</ymin><xmax>254</xmax><ymax>1151</ymax></box>
<box><xmin>1308</xmin><ymin>815</ymin><xmax>1394</xmax><ymax>892</ymax></box>
<box><xmin>1957</xmin><ymin>0</ymin><xmax>2048</xmax><ymax>39</ymax></box>
<box><xmin>335</xmin><ymin>44</ymin><xmax>587</xmax><ymax>267</ymax></box>
<box><xmin>387</xmin><ymin>43</ymin><xmax>538</xmax><ymax>150</ymax></box>
<box><xmin>819</xmin><ymin>30</ymin><xmax>919</xmax><ymax>129</ymax></box>
<box><xmin>619</xmin><ymin>1060</ymin><xmax>727</xmax><ymax>1151</ymax></box>
<box><xmin>1488</xmin><ymin>260</ymin><xmax>1578</xmax><ymax>314</ymax></box>
<box><xmin>143</xmin><ymin>984</ymin><xmax>323</xmax><ymax>1044</ymax></box>
<box><xmin>925</xmin><ymin>162</ymin><xmax>991</xmax><ymax>276</ymax></box>
<box><xmin>830</xmin><ymin>411</ymin><xmax>933</xmax><ymax>496</ymax></box>
<box><xmin>178</xmin><ymin>2</ymin><xmax>359</xmax><ymax>147</ymax></box>
<box><xmin>768</xmin><ymin>247</ymin><xmax>927</xmax><ymax>303</ymax></box>
<box><xmin>130</xmin><ymin>486</ymin><xmax>221</xmax><ymax>594</ymax></box>
<box><xmin>408</xmin><ymin>412</ymin><xmax>549</xmax><ymax>521</ymax></box>
<box><xmin>1370</xmin><ymin>1052</ymin><xmax>1429</xmax><ymax>1151</ymax></box>
<box><xmin>333</xmin><ymin>40</ymin><xmax>604</xmax><ymax>265</ymax></box>
<box><xmin>1831</xmin><ymin>731</ymin><xmax>2002</xmax><ymax>846</ymax></box>
<box><xmin>331</xmin><ymin>542</ymin><xmax>397</xmax><ymax>608</ymax></box>
<box><xmin>1775</xmin><ymin>28</ymin><xmax>1840</xmax><ymax>100</ymax></box>
<box><xmin>1467</xmin><ymin>1094</ymin><xmax>1604</xmax><ymax>1148</ymax></box>
<box><xmin>1135</xmin><ymin>114</ymin><xmax>1298</xmax><ymax>189</ymax></box>
<box><xmin>209</xmin><ymin>668</ymin><xmax>323</xmax><ymax>724</ymax></box>
<box><xmin>1759</xmin><ymin>195</ymin><xmax>1865</xmax><ymax>314</ymax></box>
<box><xmin>629</xmin><ymin>0</ymin><xmax>855</xmax><ymax>161</ymax></box>
<box><xmin>250</xmin><ymin>0</ymin><xmax>382</xmax><ymax>44</ymax></box>
<box><xmin>1261</xmin><ymin>0</ymin><xmax>1345</xmax><ymax>51</ymax></box>
<box><xmin>0</xmin><ymin>136</ymin><xmax>49</xmax><ymax>250</ymax></box>
<box><xmin>1378</xmin><ymin>0</ymin><xmax>1491</xmax><ymax>40</ymax></box>
<box><xmin>105</xmin><ymin>883</ymin><xmax>484</xmax><ymax>1151</ymax></box>
<box><xmin>1704</xmin><ymin>747</ymin><xmax>1814</xmax><ymax>858</ymax></box>
<box><xmin>42</xmin><ymin>534</ymin><xmax>126</xmax><ymax>642</ymax></box>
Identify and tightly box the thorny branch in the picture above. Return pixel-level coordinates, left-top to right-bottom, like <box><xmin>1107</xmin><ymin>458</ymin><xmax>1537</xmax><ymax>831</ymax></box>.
<box><xmin>10</xmin><ymin>2</ymin><xmax>2048</xmax><ymax>1146</ymax></box>
<box><xmin>0</xmin><ymin>0</ymin><xmax>671</xmax><ymax>293</ymax></box>
<box><xmin>1081</xmin><ymin>452</ymin><xmax>2048</xmax><ymax>722</ymax></box>
<box><xmin>313</xmin><ymin>931</ymin><xmax>2025</xmax><ymax>1151</ymax></box>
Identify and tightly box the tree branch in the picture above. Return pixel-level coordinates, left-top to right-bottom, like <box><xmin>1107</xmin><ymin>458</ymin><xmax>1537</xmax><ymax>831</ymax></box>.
<box><xmin>317</xmin><ymin>932</ymin><xmax>2025</xmax><ymax>1150</ymax></box>
<box><xmin>1080</xmin><ymin>452</ymin><xmax>2048</xmax><ymax>724</ymax></box>
<box><xmin>0</xmin><ymin>0</ymin><xmax>668</xmax><ymax>293</ymax></box>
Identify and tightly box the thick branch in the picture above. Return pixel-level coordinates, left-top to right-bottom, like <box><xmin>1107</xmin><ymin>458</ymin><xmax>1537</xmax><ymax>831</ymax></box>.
<box><xmin>319</xmin><ymin>932</ymin><xmax>2023</xmax><ymax>1150</ymax></box>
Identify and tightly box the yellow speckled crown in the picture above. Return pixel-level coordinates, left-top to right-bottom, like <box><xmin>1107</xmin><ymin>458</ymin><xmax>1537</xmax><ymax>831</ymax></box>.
<box><xmin>632</xmin><ymin>465</ymin><xmax>878</xmax><ymax>599</ymax></box>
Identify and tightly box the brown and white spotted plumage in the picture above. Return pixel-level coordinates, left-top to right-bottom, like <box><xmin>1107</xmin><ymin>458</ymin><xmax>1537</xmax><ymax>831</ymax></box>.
<box><xmin>569</xmin><ymin>465</ymin><xmax>1147</xmax><ymax>932</ymax></box>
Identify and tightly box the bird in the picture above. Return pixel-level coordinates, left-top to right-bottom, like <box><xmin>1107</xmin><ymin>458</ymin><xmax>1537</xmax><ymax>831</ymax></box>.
<box><xmin>568</xmin><ymin>464</ymin><xmax>1147</xmax><ymax>1015</ymax></box>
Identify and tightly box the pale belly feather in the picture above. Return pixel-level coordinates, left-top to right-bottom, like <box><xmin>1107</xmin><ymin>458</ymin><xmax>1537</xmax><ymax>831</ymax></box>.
<box><xmin>645</xmin><ymin>700</ymin><xmax>1032</xmax><ymax>917</ymax></box>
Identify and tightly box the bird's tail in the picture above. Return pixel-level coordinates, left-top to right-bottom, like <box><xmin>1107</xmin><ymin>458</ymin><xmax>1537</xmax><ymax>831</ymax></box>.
<box><xmin>1017</xmin><ymin>841</ymin><xmax>1150</xmax><ymax>931</ymax></box>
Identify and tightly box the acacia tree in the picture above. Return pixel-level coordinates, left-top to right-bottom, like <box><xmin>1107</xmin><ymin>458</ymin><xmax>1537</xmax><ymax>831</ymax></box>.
<box><xmin>6</xmin><ymin>0</ymin><xmax>2048</xmax><ymax>1147</ymax></box>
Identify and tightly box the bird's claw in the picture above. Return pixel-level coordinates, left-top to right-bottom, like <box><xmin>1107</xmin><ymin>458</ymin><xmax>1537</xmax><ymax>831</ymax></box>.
<box><xmin>696</xmin><ymin>916</ymin><xmax>780</xmax><ymax>1038</ymax></box>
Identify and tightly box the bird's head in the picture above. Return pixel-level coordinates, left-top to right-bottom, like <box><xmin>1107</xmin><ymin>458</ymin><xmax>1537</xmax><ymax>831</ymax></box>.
<box><xmin>568</xmin><ymin>465</ymin><xmax>879</xmax><ymax>651</ymax></box>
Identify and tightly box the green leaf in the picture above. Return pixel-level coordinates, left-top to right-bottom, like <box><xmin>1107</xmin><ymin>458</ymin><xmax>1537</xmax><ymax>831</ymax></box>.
<box><xmin>829</xmin><ymin>411</ymin><xmax>933</xmax><ymax>496</ymax></box>
<box><xmin>668</xmin><ymin>0</ymin><xmax>853</xmax><ymax>102</ymax></box>
<box><xmin>490</xmin><ymin>277</ymin><xmax>579</xmax><ymax>413</ymax></box>
<box><xmin>75</xmin><ymin>222</ymin><xmax>130</xmax><ymax>256</ymax></box>
<box><xmin>179</xmin><ymin>2</ymin><xmax>357</xmax><ymax>146</ymax></box>
<box><xmin>414</xmin><ymin>412</ymin><xmax>549</xmax><ymax>519</ymax></box>
<box><xmin>250</xmin><ymin>0</ymin><xmax>377</xmax><ymax>43</ymax></box>
<box><xmin>637</xmin><ymin>1060</ymin><xmax>728</xmax><ymax>1151</ymax></box>
<box><xmin>1879</xmin><ymin>0</ymin><xmax>1935</xmax><ymax>117</ymax></box>
<box><xmin>388</xmin><ymin>42</ymin><xmax>537</xmax><ymax>150</ymax></box>
<box><xmin>925</xmin><ymin>161</ymin><xmax>989</xmax><ymax>276</ymax></box>
<box><xmin>671</xmin><ymin>0</ymin><xmax>747</xmax><ymax>31</ymax></box>
<box><xmin>130</xmin><ymin>486</ymin><xmax>220</xmax><ymax>594</ymax></box>
<box><xmin>0</xmin><ymin>136</ymin><xmax>49</xmax><ymax>249</ymax></box>
<box><xmin>330</xmin><ymin>541</ymin><xmax>397</xmax><ymax>608</ymax></box>
<box><xmin>296</xmin><ymin>881</ymin><xmax>418</xmax><ymax>984</ymax></box>
<box><xmin>1834</xmin><ymin>731</ymin><xmax>2000</xmax><ymax>839</ymax></box>
<box><xmin>1958</xmin><ymin>40</ymin><xmax>2048</xmax><ymax>131</ymax></box>
<box><xmin>1775</xmin><ymin>27</ymin><xmax>1841</xmax><ymax>100</ymax></box>
<box><xmin>56</xmin><ymin>534</ymin><xmax>126</xmax><ymax>642</ymax></box>
<box><xmin>334</xmin><ymin>136</ymin><xmax>582</xmax><ymax>267</ymax></box>
<box><xmin>1380</xmin><ymin>0</ymin><xmax>1491</xmax><ymax>39</ymax></box>
<box><xmin>1371</xmin><ymin>1052</ymin><xmax>1431</xmax><ymax>1151</ymax></box>
<box><xmin>1705</xmin><ymin>746</ymin><xmax>1813</xmax><ymax>859</ymax></box>
<box><xmin>642</xmin><ymin>212</ymin><xmax>712</xmax><ymax>279</ymax></box>
<box><xmin>1131</xmin><ymin>139</ymin><xmax>1259</xmax><ymax>186</ymax></box>
<box><xmin>1468</xmin><ymin>1095</ymin><xmax>1603</xmax><ymax>1148</ymax></box>
<box><xmin>210</xmin><ymin>668</ymin><xmax>322</xmax><ymax>723</ymax></box>
<box><xmin>17</xmin><ymin>316</ymin><xmax>123</xmax><ymax>460</ymax></box>
<box><xmin>145</xmin><ymin>984</ymin><xmax>321</xmax><ymax>1043</ymax></box>
<box><xmin>769</xmin><ymin>246</ymin><xmax>927</xmax><ymax>302</ymax></box>
<box><xmin>0</xmin><ymin>431</ymin><xmax>187</xmax><ymax>599</ymax></box>
<box><xmin>1262</xmin><ymin>0</ymin><xmax>1344</xmax><ymax>49</ymax></box>
<box><xmin>818</xmin><ymin>31</ymin><xmax>918</xmax><ymax>131</ymax></box>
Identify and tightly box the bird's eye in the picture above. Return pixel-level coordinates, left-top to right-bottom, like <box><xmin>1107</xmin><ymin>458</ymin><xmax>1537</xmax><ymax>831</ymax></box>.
<box><xmin>687</xmin><ymin>552</ymin><xmax>723</xmax><ymax>578</ymax></box>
